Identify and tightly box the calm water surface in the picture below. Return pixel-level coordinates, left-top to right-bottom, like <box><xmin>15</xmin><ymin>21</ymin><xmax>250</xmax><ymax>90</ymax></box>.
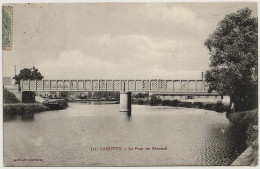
<box><xmin>4</xmin><ymin>103</ymin><xmax>247</xmax><ymax>166</ymax></box>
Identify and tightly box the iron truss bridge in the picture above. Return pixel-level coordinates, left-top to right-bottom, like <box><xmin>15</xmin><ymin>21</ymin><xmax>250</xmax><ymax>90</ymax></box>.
<box><xmin>20</xmin><ymin>79</ymin><xmax>219</xmax><ymax>96</ymax></box>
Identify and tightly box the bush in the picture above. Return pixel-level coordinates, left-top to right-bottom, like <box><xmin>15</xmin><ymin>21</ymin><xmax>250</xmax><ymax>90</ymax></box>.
<box><xmin>215</xmin><ymin>101</ymin><xmax>228</xmax><ymax>112</ymax></box>
<box><xmin>228</xmin><ymin>109</ymin><xmax>258</xmax><ymax>126</ymax></box>
<box><xmin>162</xmin><ymin>99</ymin><xmax>180</xmax><ymax>106</ymax></box>
<box><xmin>143</xmin><ymin>100</ymin><xmax>151</xmax><ymax>105</ymax></box>
<box><xmin>3</xmin><ymin>90</ymin><xmax>19</xmax><ymax>103</ymax></box>
<box><xmin>171</xmin><ymin>100</ymin><xmax>181</xmax><ymax>106</ymax></box>
<box><xmin>203</xmin><ymin>103</ymin><xmax>215</xmax><ymax>110</ymax></box>
<box><xmin>132</xmin><ymin>99</ymin><xmax>150</xmax><ymax>105</ymax></box>
<box><xmin>133</xmin><ymin>95</ymin><xmax>229</xmax><ymax>113</ymax></box>
<box><xmin>159</xmin><ymin>99</ymin><xmax>229</xmax><ymax>111</ymax></box>
<box><xmin>134</xmin><ymin>98</ymin><xmax>145</xmax><ymax>105</ymax></box>
<box><xmin>162</xmin><ymin>100</ymin><xmax>171</xmax><ymax>106</ymax></box>
<box><xmin>179</xmin><ymin>102</ymin><xmax>193</xmax><ymax>108</ymax></box>
<box><xmin>192</xmin><ymin>102</ymin><xmax>204</xmax><ymax>109</ymax></box>
<box><xmin>150</xmin><ymin>96</ymin><xmax>162</xmax><ymax>106</ymax></box>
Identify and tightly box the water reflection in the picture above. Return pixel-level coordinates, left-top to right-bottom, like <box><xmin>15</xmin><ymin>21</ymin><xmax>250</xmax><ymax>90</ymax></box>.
<box><xmin>126</xmin><ymin>113</ymin><xmax>132</xmax><ymax>122</ymax></box>
<box><xmin>3</xmin><ymin>103</ymin><xmax>247</xmax><ymax>166</ymax></box>
<box><xmin>4</xmin><ymin>112</ymin><xmax>34</xmax><ymax>122</ymax></box>
<box><xmin>21</xmin><ymin>111</ymin><xmax>34</xmax><ymax>121</ymax></box>
<box><xmin>3</xmin><ymin>114</ymin><xmax>19</xmax><ymax>121</ymax></box>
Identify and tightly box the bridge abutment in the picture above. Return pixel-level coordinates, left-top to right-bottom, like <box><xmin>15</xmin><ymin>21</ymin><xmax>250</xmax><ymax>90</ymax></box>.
<box><xmin>119</xmin><ymin>92</ymin><xmax>132</xmax><ymax>112</ymax></box>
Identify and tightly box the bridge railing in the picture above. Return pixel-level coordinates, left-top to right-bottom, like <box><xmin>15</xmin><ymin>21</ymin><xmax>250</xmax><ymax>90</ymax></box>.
<box><xmin>20</xmin><ymin>79</ymin><xmax>210</xmax><ymax>92</ymax></box>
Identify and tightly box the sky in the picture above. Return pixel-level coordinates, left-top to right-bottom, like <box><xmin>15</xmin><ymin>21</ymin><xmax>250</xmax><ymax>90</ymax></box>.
<box><xmin>2</xmin><ymin>2</ymin><xmax>258</xmax><ymax>80</ymax></box>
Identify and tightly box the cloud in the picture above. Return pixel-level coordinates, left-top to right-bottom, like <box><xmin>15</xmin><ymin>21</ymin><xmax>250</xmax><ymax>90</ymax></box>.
<box><xmin>77</xmin><ymin>33</ymin><xmax>210</xmax><ymax>70</ymax></box>
<box><xmin>37</xmin><ymin>49</ymin><xmax>205</xmax><ymax>80</ymax></box>
<box><xmin>7</xmin><ymin>3</ymin><xmax>256</xmax><ymax>79</ymax></box>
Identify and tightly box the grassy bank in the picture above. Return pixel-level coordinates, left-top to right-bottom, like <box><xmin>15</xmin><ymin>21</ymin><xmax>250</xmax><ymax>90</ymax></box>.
<box><xmin>3</xmin><ymin>103</ymin><xmax>49</xmax><ymax>115</ymax></box>
<box><xmin>3</xmin><ymin>92</ymin><xmax>68</xmax><ymax>121</ymax></box>
<box><xmin>3</xmin><ymin>103</ymin><xmax>49</xmax><ymax>121</ymax></box>
<box><xmin>3</xmin><ymin>100</ymin><xmax>68</xmax><ymax>121</ymax></box>
<box><xmin>3</xmin><ymin>88</ymin><xmax>68</xmax><ymax>113</ymax></box>
<box><xmin>228</xmin><ymin>109</ymin><xmax>258</xmax><ymax>126</ymax></box>
<box><xmin>133</xmin><ymin>98</ymin><xmax>229</xmax><ymax>112</ymax></box>
<box><xmin>228</xmin><ymin>109</ymin><xmax>258</xmax><ymax>166</ymax></box>
<box><xmin>228</xmin><ymin>109</ymin><xmax>258</xmax><ymax>147</ymax></box>
<box><xmin>3</xmin><ymin>89</ymin><xmax>20</xmax><ymax>103</ymax></box>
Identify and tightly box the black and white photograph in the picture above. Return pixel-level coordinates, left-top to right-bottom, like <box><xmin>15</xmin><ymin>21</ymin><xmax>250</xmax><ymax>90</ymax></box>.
<box><xmin>2</xmin><ymin>1</ymin><xmax>258</xmax><ymax>167</ymax></box>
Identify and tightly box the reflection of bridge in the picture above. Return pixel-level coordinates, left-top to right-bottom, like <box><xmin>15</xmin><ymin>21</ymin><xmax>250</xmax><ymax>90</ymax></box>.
<box><xmin>21</xmin><ymin>79</ymin><xmax>219</xmax><ymax>112</ymax></box>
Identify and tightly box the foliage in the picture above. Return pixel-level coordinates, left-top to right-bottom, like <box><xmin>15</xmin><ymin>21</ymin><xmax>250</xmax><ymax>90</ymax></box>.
<box><xmin>3</xmin><ymin>89</ymin><xmax>20</xmax><ymax>103</ymax></box>
<box><xmin>133</xmin><ymin>97</ymin><xmax>229</xmax><ymax>112</ymax></box>
<box><xmin>228</xmin><ymin>109</ymin><xmax>258</xmax><ymax>126</ymax></box>
<box><xmin>133</xmin><ymin>93</ymin><xmax>149</xmax><ymax>99</ymax></box>
<box><xmin>12</xmin><ymin>66</ymin><xmax>44</xmax><ymax>103</ymax></box>
<box><xmin>133</xmin><ymin>98</ymin><xmax>150</xmax><ymax>105</ymax></box>
<box><xmin>179</xmin><ymin>102</ymin><xmax>193</xmax><ymax>108</ymax></box>
<box><xmin>134</xmin><ymin>98</ymin><xmax>145</xmax><ymax>105</ymax></box>
<box><xmin>14</xmin><ymin>66</ymin><xmax>44</xmax><ymax>85</ymax></box>
<box><xmin>162</xmin><ymin>99</ymin><xmax>180</xmax><ymax>106</ymax></box>
<box><xmin>150</xmin><ymin>96</ymin><xmax>162</xmax><ymax>106</ymax></box>
<box><xmin>215</xmin><ymin>101</ymin><xmax>228</xmax><ymax>112</ymax></box>
<box><xmin>192</xmin><ymin>102</ymin><xmax>204</xmax><ymax>109</ymax></box>
<box><xmin>155</xmin><ymin>99</ymin><xmax>228</xmax><ymax>112</ymax></box>
<box><xmin>204</xmin><ymin>8</ymin><xmax>258</xmax><ymax>111</ymax></box>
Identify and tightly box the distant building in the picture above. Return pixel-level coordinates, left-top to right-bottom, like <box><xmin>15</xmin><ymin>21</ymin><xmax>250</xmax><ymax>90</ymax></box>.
<box><xmin>3</xmin><ymin>77</ymin><xmax>12</xmax><ymax>86</ymax></box>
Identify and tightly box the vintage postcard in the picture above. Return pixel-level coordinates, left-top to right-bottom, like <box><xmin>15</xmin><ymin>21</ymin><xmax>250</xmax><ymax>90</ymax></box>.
<box><xmin>2</xmin><ymin>2</ymin><xmax>258</xmax><ymax>167</ymax></box>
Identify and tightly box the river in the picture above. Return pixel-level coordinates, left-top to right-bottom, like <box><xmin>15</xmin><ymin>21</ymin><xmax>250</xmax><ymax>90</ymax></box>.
<box><xmin>4</xmin><ymin>102</ymin><xmax>247</xmax><ymax>166</ymax></box>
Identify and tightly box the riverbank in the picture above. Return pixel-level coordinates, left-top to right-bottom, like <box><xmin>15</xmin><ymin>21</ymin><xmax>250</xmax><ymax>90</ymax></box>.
<box><xmin>3</xmin><ymin>100</ymin><xmax>68</xmax><ymax>121</ymax></box>
<box><xmin>133</xmin><ymin>98</ymin><xmax>229</xmax><ymax>113</ymax></box>
<box><xmin>228</xmin><ymin>109</ymin><xmax>258</xmax><ymax>146</ymax></box>
<box><xmin>228</xmin><ymin>109</ymin><xmax>258</xmax><ymax>166</ymax></box>
<box><xmin>42</xmin><ymin>99</ymin><xmax>68</xmax><ymax>110</ymax></box>
<box><xmin>231</xmin><ymin>145</ymin><xmax>258</xmax><ymax>166</ymax></box>
<box><xmin>3</xmin><ymin>103</ymin><xmax>48</xmax><ymax>121</ymax></box>
<box><xmin>3</xmin><ymin>103</ymin><xmax>49</xmax><ymax>115</ymax></box>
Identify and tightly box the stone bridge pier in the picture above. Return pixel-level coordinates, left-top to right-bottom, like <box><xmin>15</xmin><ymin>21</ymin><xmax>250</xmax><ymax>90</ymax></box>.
<box><xmin>119</xmin><ymin>81</ymin><xmax>132</xmax><ymax>113</ymax></box>
<box><xmin>119</xmin><ymin>91</ymin><xmax>132</xmax><ymax>112</ymax></box>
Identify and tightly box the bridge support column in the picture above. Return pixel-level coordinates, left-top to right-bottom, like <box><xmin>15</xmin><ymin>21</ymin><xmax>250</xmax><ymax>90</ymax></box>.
<box><xmin>120</xmin><ymin>92</ymin><xmax>132</xmax><ymax>112</ymax></box>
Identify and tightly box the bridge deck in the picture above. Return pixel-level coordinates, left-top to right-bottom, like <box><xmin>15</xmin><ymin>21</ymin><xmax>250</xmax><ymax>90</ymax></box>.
<box><xmin>20</xmin><ymin>79</ymin><xmax>218</xmax><ymax>95</ymax></box>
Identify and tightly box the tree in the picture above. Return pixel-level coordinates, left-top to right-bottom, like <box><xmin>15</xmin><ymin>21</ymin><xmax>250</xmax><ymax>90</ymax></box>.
<box><xmin>14</xmin><ymin>66</ymin><xmax>44</xmax><ymax>103</ymax></box>
<box><xmin>14</xmin><ymin>66</ymin><xmax>44</xmax><ymax>85</ymax></box>
<box><xmin>204</xmin><ymin>8</ymin><xmax>257</xmax><ymax>111</ymax></box>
